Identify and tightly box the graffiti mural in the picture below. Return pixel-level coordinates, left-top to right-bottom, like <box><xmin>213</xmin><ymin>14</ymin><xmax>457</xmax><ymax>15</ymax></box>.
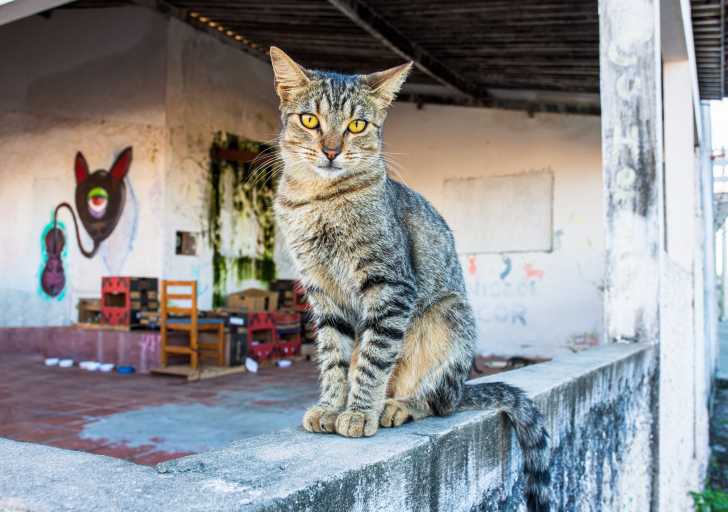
<box><xmin>40</xmin><ymin>148</ymin><xmax>133</xmax><ymax>297</ymax></box>
<box><xmin>208</xmin><ymin>133</ymin><xmax>277</xmax><ymax>306</ymax></box>
<box><xmin>39</xmin><ymin>218</ymin><xmax>68</xmax><ymax>299</ymax></box>
<box><xmin>464</xmin><ymin>255</ymin><xmax>545</xmax><ymax>329</ymax></box>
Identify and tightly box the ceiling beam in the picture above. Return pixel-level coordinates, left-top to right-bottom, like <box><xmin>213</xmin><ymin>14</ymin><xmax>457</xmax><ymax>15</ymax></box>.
<box><xmin>326</xmin><ymin>0</ymin><xmax>485</xmax><ymax>102</ymax></box>
<box><xmin>397</xmin><ymin>92</ymin><xmax>600</xmax><ymax>116</ymax></box>
<box><xmin>0</xmin><ymin>0</ymin><xmax>75</xmax><ymax>26</ymax></box>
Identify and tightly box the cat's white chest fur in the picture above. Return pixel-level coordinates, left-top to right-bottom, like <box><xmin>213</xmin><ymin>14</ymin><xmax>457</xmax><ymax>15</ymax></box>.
<box><xmin>275</xmin><ymin>198</ymin><xmax>363</xmax><ymax>309</ymax></box>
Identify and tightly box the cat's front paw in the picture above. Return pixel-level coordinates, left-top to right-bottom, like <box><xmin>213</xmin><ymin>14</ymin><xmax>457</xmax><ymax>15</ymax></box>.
<box><xmin>302</xmin><ymin>404</ymin><xmax>340</xmax><ymax>433</ymax></box>
<box><xmin>335</xmin><ymin>409</ymin><xmax>379</xmax><ymax>438</ymax></box>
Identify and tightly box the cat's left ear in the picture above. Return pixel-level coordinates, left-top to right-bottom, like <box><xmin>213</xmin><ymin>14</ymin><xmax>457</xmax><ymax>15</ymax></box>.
<box><xmin>110</xmin><ymin>147</ymin><xmax>132</xmax><ymax>181</ymax></box>
<box><xmin>363</xmin><ymin>62</ymin><xmax>413</xmax><ymax>109</ymax></box>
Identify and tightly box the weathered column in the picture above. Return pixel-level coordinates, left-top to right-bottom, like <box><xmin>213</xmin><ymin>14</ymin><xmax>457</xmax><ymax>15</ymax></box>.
<box><xmin>599</xmin><ymin>0</ymin><xmax>663</xmax><ymax>344</ymax></box>
<box><xmin>723</xmin><ymin>224</ymin><xmax>728</xmax><ymax>321</ymax></box>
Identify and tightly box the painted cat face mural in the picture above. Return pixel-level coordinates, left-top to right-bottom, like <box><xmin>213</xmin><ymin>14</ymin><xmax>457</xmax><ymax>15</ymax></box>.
<box><xmin>40</xmin><ymin>147</ymin><xmax>133</xmax><ymax>298</ymax></box>
<box><xmin>74</xmin><ymin>147</ymin><xmax>132</xmax><ymax>244</ymax></box>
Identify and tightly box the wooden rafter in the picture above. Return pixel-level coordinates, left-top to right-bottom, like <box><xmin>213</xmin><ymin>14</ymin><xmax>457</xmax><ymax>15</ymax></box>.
<box><xmin>58</xmin><ymin>0</ymin><xmax>728</xmax><ymax>105</ymax></box>
<box><xmin>325</xmin><ymin>0</ymin><xmax>486</xmax><ymax>102</ymax></box>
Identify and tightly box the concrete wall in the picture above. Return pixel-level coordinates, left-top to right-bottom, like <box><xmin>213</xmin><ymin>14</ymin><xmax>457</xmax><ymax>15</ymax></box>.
<box><xmin>386</xmin><ymin>104</ymin><xmax>604</xmax><ymax>358</ymax></box>
<box><xmin>0</xmin><ymin>7</ymin><xmax>168</xmax><ymax>326</ymax></box>
<box><xmin>656</xmin><ymin>58</ymin><xmax>714</xmax><ymax>510</ymax></box>
<box><xmin>0</xmin><ymin>6</ymin><xmax>284</xmax><ymax>324</ymax></box>
<box><xmin>0</xmin><ymin>344</ymin><xmax>656</xmax><ymax>511</ymax></box>
<box><xmin>162</xmin><ymin>18</ymin><xmax>284</xmax><ymax>310</ymax></box>
<box><xmin>0</xmin><ymin>6</ymin><xmax>605</xmax><ymax>351</ymax></box>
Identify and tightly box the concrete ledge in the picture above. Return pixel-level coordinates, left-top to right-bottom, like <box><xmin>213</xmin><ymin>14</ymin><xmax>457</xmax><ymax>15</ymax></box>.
<box><xmin>0</xmin><ymin>343</ymin><xmax>656</xmax><ymax>511</ymax></box>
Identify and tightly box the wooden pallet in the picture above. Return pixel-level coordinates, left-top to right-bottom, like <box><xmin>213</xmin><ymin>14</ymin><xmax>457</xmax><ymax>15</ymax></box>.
<box><xmin>75</xmin><ymin>322</ymin><xmax>132</xmax><ymax>332</ymax></box>
<box><xmin>150</xmin><ymin>364</ymin><xmax>246</xmax><ymax>382</ymax></box>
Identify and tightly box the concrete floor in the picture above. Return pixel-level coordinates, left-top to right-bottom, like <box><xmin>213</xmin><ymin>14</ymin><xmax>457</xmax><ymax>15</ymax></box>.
<box><xmin>0</xmin><ymin>353</ymin><xmax>319</xmax><ymax>465</ymax></box>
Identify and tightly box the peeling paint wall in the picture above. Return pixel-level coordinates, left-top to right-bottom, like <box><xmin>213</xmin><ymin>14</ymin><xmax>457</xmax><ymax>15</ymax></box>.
<box><xmin>152</xmin><ymin>344</ymin><xmax>657</xmax><ymax>512</ymax></box>
<box><xmin>384</xmin><ymin>104</ymin><xmax>604</xmax><ymax>358</ymax></box>
<box><xmin>162</xmin><ymin>19</ymin><xmax>285</xmax><ymax>309</ymax></box>
<box><xmin>0</xmin><ymin>6</ymin><xmax>290</xmax><ymax>325</ymax></box>
<box><xmin>0</xmin><ymin>7</ymin><xmax>168</xmax><ymax>326</ymax></box>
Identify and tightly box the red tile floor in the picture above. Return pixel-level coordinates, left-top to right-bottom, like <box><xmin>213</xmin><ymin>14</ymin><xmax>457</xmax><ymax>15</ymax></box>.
<box><xmin>0</xmin><ymin>353</ymin><xmax>320</xmax><ymax>465</ymax></box>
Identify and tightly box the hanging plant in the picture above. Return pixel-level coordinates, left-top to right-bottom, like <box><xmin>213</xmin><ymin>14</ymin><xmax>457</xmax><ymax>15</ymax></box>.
<box><xmin>207</xmin><ymin>132</ymin><xmax>277</xmax><ymax>307</ymax></box>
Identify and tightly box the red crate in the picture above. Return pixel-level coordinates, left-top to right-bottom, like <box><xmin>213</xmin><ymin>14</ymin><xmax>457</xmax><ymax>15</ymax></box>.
<box><xmin>249</xmin><ymin>341</ymin><xmax>275</xmax><ymax>361</ymax></box>
<box><xmin>276</xmin><ymin>338</ymin><xmax>301</xmax><ymax>357</ymax></box>
<box><xmin>101</xmin><ymin>277</ymin><xmax>158</xmax><ymax>327</ymax></box>
<box><xmin>247</xmin><ymin>312</ymin><xmax>275</xmax><ymax>332</ymax></box>
<box><xmin>270</xmin><ymin>311</ymin><xmax>301</xmax><ymax>325</ymax></box>
<box><xmin>246</xmin><ymin>312</ymin><xmax>276</xmax><ymax>359</ymax></box>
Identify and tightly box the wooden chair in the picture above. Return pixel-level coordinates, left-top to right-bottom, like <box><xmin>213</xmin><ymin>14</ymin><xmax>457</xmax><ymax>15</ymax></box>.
<box><xmin>160</xmin><ymin>280</ymin><xmax>225</xmax><ymax>370</ymax></box>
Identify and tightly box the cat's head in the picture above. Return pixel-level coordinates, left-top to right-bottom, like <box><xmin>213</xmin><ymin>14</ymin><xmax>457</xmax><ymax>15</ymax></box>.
<box><xmin>270</xmin><ymin>47</ymin><xmax>411</xmax><ymax>181</ymax></box>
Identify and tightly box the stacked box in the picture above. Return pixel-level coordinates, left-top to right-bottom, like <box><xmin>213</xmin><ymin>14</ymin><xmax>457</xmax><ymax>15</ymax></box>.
<box><xmin>101</xmin><ymin>277</ymin><xmax>158</xmax><ymax>328</ymax></box>
<box><xmin>271</xmin><ymin>311</ymin><xmax>302</xmax><ymax>357</ymax></box>
<box><xmin>77</xmin><ymin>298</ymin><xmax>101</xmax><ymax>324</ymax></box>
<box><xmin>270</xmin><ymin>279</ymin><xmax>297</xmax><ymax>309</ymax></box>
<box><xmin>246</xmin><ymin>312</ymin><xmax>276</xmax><ymax>361</ymax></box>
<box><xmin>226</xmin><ymin>289</ymin><xmax>278</xmax><ymax>312</ymax></box>
<box><xmin>227</xmin><ymin>314</ymin><xmax>248</xmax><ymax>366</ymax></box>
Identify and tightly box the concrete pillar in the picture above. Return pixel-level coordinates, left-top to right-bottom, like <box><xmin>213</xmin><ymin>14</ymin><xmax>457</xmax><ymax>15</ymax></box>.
<box><xmin>663</xmin><ymin>60</ymin><xmax>695</xmax><ymax>270</ymax></box>
<box><xmin>599</xmin><ymin>0</ymin><xmax>663</xmax><ymax>344</ymax></box>
<box><xmin>723</xmin><ymin>223</ymin><xmax>728</xmax><ymax>320</ymax></box>
<box><xmin>700</xmin><ymin>103</ymin><xmax>718</xmax><ymax>382</ymax></box>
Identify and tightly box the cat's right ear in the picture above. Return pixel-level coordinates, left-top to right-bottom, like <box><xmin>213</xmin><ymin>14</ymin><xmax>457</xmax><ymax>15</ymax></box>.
<box><xmin>75</xmin><ymin>152</ymin><xmax>89</xmax><ymax>184</ymax></box>
<box><xmin>270</xmin><ymin>47</ymin><xmax>310</xmax><ymax>103</ymax></box>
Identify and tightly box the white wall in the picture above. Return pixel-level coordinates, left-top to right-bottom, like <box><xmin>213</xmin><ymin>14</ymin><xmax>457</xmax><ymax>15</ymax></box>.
<box><xmin>384</xmin><ymin>103</ymin><xmax>604</xmax><ymax>357</ymax></box>
<box><xmin>0</xmin><ymin>6</ymin><xmax>605</xmax><ymax>356</ymax></box>
<box><xmin>0</xmin><ymin>6</ymin><xmax>287</xmax><ymax>325</ymax></box>
<box><xmin>162</xmin><ymin>18</ymin><xmax>285</xmax><ymax>309</ymax></box>
<box><xmin>658</xmin><ymin>60</ymin><xmax>712</xmax><ymax>510</ymax></box>
<box><xmin>0</xmin><ymin>6</ymin><xmax>168</xmax><ymax>326</ymax></box>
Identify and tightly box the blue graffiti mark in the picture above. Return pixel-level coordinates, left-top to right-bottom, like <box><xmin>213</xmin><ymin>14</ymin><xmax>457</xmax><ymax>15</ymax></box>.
<box><xmin>478</xmin><ymin>303</ymin><xmax>528</xmax><ymax>326</ymax></box>
<box><xmin>499</xmin><ymin>255</ymin><xmax>512</xmax><ymax>280</ymax></box>
<box><xmin>191</xmin><ymin>264</ymin><xmax>211</xmax><ymax>298</ymax></box>
<box><xmin>512</xmin><ymin>305</ymin><xmax>527</xmax><ymax>326</ymax></box>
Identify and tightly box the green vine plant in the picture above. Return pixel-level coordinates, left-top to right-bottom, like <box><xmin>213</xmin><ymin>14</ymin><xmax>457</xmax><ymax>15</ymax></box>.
<box><xmin>208</xmin><ymin>132</ymin><xmax>278</xmax><ymax>307</ymax></box>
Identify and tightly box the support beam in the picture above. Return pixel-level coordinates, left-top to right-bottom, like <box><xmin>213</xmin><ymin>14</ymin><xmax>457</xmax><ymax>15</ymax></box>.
<box><xmin>0</xmin><ymin>0</ymin><xmax>74</xmax><ymax>26</ymax></box>
<box><xmin>396</xmin><ymin>92</ymin><xmax>600</xmax><ymax>116</ymax></box>
<box><xmin>326</xmin><ymin>0</ymin><xmax>485</xmax><ymax>102</ymax></box>
<box><xmin>664</xmin><ymin>60</ymin><xmax>696</xmax><ymax>270</ymax></box>
<box><xmin>599</xmin><ymin>0</ymin><xmax>663</xmax><ymax>344</ymax></box>
<box><xmin>723</xmin><ymin>224</ymin><xmax>728</xmax><ymax>321</ymax></box>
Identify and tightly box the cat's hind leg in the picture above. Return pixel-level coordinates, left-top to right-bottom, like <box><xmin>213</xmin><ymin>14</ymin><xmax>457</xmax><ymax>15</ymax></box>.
<box><xmin>382</xmin><ymin>295</ymin><xmax>474</xmax><ymax>427</ymax></box>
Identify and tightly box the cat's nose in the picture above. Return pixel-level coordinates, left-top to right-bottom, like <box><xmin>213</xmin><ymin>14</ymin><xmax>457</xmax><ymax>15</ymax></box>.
<box><xmin>322</xmin><ymin>146</ymin><xmax>340</xmax><ymax>161</ymax></box>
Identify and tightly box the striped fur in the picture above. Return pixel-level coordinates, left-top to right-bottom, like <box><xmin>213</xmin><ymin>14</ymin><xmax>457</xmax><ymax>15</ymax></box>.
<box><xmin>269</xmin><ymin>47</ymin><xmax>551</xmax><ymax>511</ymax></box>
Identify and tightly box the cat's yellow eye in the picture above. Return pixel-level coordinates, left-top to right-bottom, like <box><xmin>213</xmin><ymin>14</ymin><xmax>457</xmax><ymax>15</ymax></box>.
<box><xmin>347</xmin><ymin>119</ymin><xmax>367</xmax><ymax>134</ymax></box>
<box><xmin>300</xmin><ymin>113</ymin><xmax>319</xmax><ymax>129</ymax></box>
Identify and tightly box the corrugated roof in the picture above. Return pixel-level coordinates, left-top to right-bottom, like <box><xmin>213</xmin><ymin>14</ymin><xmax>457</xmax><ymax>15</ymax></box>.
<box><xmin>62</xmin><ymin>0</ymin><xmax>727</xmax><ymax>113</ymax></box>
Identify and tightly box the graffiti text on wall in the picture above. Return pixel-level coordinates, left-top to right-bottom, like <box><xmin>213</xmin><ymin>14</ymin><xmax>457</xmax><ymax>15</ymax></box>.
<box><xmin>466</xmin><ymin>257</ymin><xmax>545</xmax><ymax>327</ymax></box>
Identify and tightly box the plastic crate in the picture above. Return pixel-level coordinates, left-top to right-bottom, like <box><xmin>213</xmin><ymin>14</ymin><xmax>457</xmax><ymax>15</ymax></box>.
<box><xmin>249</xmin><ymin>341</ymin><xmax>275</xmax><ymax>361</ymax></box>
<box><xmin>276</xmin><ymin>338</ymin><xmax>301</xmax><ymax>357</ymax></box>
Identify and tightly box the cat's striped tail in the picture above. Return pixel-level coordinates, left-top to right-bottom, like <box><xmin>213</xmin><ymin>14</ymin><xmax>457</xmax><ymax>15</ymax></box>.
<box><xmin>459</xmin><ymin>381</ymin><xmax>551</xmax><ymax>512</ymax></box>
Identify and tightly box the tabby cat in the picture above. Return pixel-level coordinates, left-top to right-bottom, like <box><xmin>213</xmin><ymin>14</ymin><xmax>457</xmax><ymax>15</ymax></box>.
<box><xmin>270</xmin><ymin>47</ymin><xmax>550</xmax><ymax>511</ymax></box>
